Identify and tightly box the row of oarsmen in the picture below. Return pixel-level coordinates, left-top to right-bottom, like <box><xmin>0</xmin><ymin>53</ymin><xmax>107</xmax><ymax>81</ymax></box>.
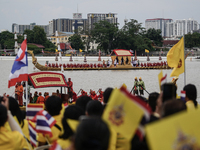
<box><xmin>47</xmin><ymin>63</ymin><xmax>108</xmax><ymax>68</ymax></box>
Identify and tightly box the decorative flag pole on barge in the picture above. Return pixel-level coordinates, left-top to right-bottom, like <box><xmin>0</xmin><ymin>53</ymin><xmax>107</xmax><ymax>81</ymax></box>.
<box><xmin>56</xmin><ymin>31</ymin><xmax>64</xmax><ymax>73</ymax></box>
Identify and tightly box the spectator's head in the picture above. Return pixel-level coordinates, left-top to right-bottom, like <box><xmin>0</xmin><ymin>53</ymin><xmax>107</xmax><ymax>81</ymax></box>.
<box><xmin>86</xmin><ymin>100</ymin><xmax>104</xmax><ymax>117</ymax></box>
<box><xmin>76</xmin><ymin>96</ymin><xmax>92</xmax><ymax>113</ymax></box>
<box><xmin>74</xmin><ymin>117</ymin><xmax>110</xmax><ymax>150</ymax></box>
<box><xmin>148</xmin><ymin>92</ymin><xmax>159</xmax><ymax>112</ymax></box>
<box><xmin>0</xmin><ymin>104</ymin><xmax>7</xmax><ymax>127</ymax></box>
<box><xmin>103</xmin><ymin>87</ymin><xmax>113</xmax><ymax>104</ymax></box>
<box><xmin>60</xmin><ymin>105</ymin><xmax>85</xmax><ymax>139</ymax></box>
<box><xmin>161</xmin><ymin>99</ymin><xmax>186</xmax><ymax>118</ymax></box>
<box><xmin>183</xmin><ymin>84</ymin><xmax>197</xmax><ymax>107</ymax></box>
<box><xmin>8</xmin><ymin>97</ymin><xmax>24</xmax><ymax>127</ymax></box>
<box><xmin>45</xmin><ymin>95</ymin><xmax>62</xmax><ymax>116</ymax></box>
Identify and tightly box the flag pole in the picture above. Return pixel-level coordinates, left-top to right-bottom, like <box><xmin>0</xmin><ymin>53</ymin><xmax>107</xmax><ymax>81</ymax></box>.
<box><xmin>24</xmin><ymin>34</ymin><xmax>29</xmax><ymax>110</ymax></box>
<box><xmin>183</xmin><ymin>35</ymin><xmax>186</xmax><ymax>86</ymax></box>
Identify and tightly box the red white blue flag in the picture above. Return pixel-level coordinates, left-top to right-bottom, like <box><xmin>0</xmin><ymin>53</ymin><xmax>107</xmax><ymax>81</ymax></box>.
<box><xmin>8</xmin><ymin>39</ymin><xmax>28</xmax><ymax>88</ymax></box>
<box><xmin>26</xmin><ymin>104</ymin><xmax>44</xmax><ymax>120</ymax></box>
<box><xmin>28</xmin><ymin>122</ymin><xmax>37</xmax><ymax>147</ymax></box>
<box><xmin>32</xmin><ymin>110</ymin><xmax>56</xmax><ymax>137</ymax></box>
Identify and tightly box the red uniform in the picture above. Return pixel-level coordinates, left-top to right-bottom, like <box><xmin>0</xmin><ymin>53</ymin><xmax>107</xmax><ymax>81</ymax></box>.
<box><xmin>98</xmin><ymin>91</ymin><xmax>104</xmax><ymax>101</ymax></box>
<box><xmin>36</xmin><ymin>95</ymin><xmax>45</xmax><ymax>104</ymax></box>
<box><xmin>67</xmin><ymin>78</ymin><xmax>73</xmax><ymax>99</ymax></box>
<box><xmin>17</xmin><ymin>84</ymin><xmax>23</xmax><ymax>106</ymax></box>
<box><xmin>72</xmin><ymin>91</ymin><xmax>77</xmax><ymax>103</ymax></box>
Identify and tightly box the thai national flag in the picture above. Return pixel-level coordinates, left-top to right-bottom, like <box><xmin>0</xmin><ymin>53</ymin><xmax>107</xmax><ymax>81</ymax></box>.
<box><xmin>32</xmin><ymin>110</ymin><xmax>56</xmax><ymax>137</ymax></box>
<box><xmin>4</xmin><ymin>49</ymin><xmax>6</xmax><ymax>53</ymax></box>
<box><xmin>8</xmin><ymin>39</ymin><xmax>28</xmax><ymax>88</ymax></box>
<box><xmin>180</xmin><ymin>90</ymin><xmax>186</xmax><ymax>102</ymax></box>
<box><xmin>26</xmin><ymin>104</ymin><xmax>44</xmax><ymax>120</ymax></box>
<box><xmin>28</xmin><ymin>122</ymin><xmax>37</xmax><ymax>147</ymax></box>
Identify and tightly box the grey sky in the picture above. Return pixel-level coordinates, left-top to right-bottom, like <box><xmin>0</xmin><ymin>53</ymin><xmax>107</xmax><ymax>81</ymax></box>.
<box><xmin>0</xmin><ymin>0</ymin><xmax>199</xmax><ymax>32</ymax></box>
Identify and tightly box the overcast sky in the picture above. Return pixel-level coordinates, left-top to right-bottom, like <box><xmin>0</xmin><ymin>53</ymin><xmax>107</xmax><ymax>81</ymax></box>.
<box><xmin>0</xmin><ymin>0</ymin><xmax>199</xmax><ymax>32</ymax></box>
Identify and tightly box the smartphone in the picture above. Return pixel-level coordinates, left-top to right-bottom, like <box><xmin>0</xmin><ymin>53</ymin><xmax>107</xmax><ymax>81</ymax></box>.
<box><xmin>161</xmin><ymin>83</ymin><xmax>176</xmax><ymax>102</ymax></box>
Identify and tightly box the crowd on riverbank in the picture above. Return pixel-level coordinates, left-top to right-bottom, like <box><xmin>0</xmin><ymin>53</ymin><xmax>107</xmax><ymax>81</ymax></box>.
<box><xmin>0</xmin><ymin>82</ymin><xmax>199</xmax><ymax>150</ymax></box>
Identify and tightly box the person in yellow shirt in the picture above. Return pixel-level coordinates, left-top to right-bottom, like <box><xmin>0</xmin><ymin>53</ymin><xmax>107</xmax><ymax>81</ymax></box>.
<box><xmin>38</xmin><ymin>95</ymin><xmax>63</xmax><ymax>146</ymax></box>
<box><xmin>0</xmin><ymin>96</ymin><xmax>28</xmax><ymax>150</ymax></box>
<box><xmin>57</xmin><ymin>105</ymin><xmax>85</xmax><ymax>149</ymax></box>
<box><xmin>183</xmin><ymin>84</ymin><xmax>197</xmax><ymax>110</ymax></box>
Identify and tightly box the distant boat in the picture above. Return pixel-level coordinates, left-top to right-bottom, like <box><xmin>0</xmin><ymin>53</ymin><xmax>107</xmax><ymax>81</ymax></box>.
<box><xmin>28</xmin><ymin>49</ymin><xmax>171</xmax><ymax>71</ymax></box>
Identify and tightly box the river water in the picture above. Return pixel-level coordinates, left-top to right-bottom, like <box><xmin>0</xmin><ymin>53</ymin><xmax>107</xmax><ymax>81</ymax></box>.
<box><xmin>1</xmin><ymin>56</ymin><xmax>200</xmax><ymax>102</ymax></box>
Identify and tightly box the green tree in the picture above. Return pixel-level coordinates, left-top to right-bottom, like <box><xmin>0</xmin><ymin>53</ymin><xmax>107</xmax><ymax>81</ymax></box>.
<box><xmin>92</xmin><ymin>20</ymin><xmax>118</xmax><ymax>54</ymax></box>
<box><xmin>118</xmin><ymin>19</ymin><xmax>153</xmax><ymax>51</ymax></box>
<box><xmin>144</xmin><ymin>28</ymin><xmax>163</xmax><ymax>47</ymax></box>
<box><xmin>0</xmin><ymin>31</ymin><xmax>14</xmax><ymax>49</ymax></box>
<box><xmin>33</xmin><ymin>26</ymin><xmax>47</xmax><ymax>44</ymax></box>
<box><xmin>24</xmin><ymin>29</ymin><xmax>34</xmax><ymax>43</ymax></box>
<box><xmin>185</xmin><ymin>32</ymin><xmax>200</xmax><ymax>48</ymax></box>
<box><xmin>68</xmin><ymin>34</ymin><xmax>84</xmax><ymax>50</ymax></box>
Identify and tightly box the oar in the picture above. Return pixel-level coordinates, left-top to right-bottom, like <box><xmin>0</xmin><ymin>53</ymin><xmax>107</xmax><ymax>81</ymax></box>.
<box><xmin>77</xmin><ymin>89</ymin><xmax>82</xmax><ymax>95</ymax></box>
<box><xmin>130</xmin><ymin>87</ymin><xmax>134</xmax><ymax>94</ymax></box>
<box><xmin>139</xmin><ymin>85</ymin><xmax>149</xmax><ymax>95</ymax></box>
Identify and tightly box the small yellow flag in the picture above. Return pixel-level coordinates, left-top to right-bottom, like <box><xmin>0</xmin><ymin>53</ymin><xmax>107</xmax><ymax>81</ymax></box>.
<box><xmin>145</xmin><ymin>109</ymin><xmax>200</xmax><ymax>150</ymax></box>
<box><xmin>55</xmin><ymin>49</ymin><xmax>58</xmax><ymax>52</ymax></box>
<box><xmin>102</xmin><ymin>88</ymin><xmax>144</xmax><ymax>140</ymax></box>
<box><xmin>167</xmin><ymin>37</ymin><xmax>184</xmax><ymax>77</ymax></box>
<box><xmin>145</xmin><ymin>49</ymin><xmax>149</xmax><ymax>53</ymax></box>
<box><xmin>158</xmin><ymin>70</ymin><xmax>163</xmax><ymax>91</ymax></box>
<box><xmin>79</xmin><ymin>49</ymin><xmax>83</xmax><ymax>52</ymax></box>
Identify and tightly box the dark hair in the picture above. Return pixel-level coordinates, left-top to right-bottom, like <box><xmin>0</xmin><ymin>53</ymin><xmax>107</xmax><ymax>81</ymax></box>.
<box><xmin>8</xmin><ymin>97</ymin><xmax>24</xmax><ymax>127</ymax></box>
<box><xmin>183</xmin><ymin>84</ymin><xmax>197</xmax><ymax>107</ymax></box>
<box><xmin>103</xmin><ymin>87</ymin><xmax>113</xmax><ymax>104</ymax></box>
<box><xmin>162</xmin><ymin>99</ymin><xmax>186</xmax><ymax>117</ymax></box>
<box><xmin>0</xmin><ymin>104</ymin><xmax>7</xmax><ymax>127</ymax></box>
<box><xmin>76</xmin><ymin>96</ymin><xmax>92</xmax><ymax>112</ymax></box>
<box><xmin>148</xmin><ymin>92</ymin><xmax>159</xmax><ymax>112</ymax></box>
<box><xmin>75</xmin><ymin>118</ymin><xmax>110</xmax><ymax>150</ymax></box>
<box><xmin>45</xmin><ymin>96</ymin><xmax>62</xmax><ymax>116</ymax></box>
<box><xmin>60</xmin><ymin>105</ymin><xmax>85</xmax><ymax>139</ymax></box>
<box><xmin>86</xmin><ymin>100</ymin><xmax>103</xmax><ymax>117</ymax></box>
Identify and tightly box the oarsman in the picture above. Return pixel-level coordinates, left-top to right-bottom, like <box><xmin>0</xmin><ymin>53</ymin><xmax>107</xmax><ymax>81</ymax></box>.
<box><xmin>138</xmin><ymin>77</ymin><xmax>146</xmax><ymax>96</ymax></box>
<box><xmin>133</xmin><ymin>77</ymin><xmax>139</xmax><ymax>95</ymax></box>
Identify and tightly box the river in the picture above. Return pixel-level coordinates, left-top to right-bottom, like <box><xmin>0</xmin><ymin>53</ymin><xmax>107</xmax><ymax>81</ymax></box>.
<box><xmin>0</xmin><ymin>56</ymin><xmax>199</xmax><ymax>102</ymax></box>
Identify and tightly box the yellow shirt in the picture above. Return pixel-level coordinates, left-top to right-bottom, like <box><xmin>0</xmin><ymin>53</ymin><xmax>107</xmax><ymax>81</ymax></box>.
<box><xmin>57</xmin><ymin>138</ymin><xmax>71</xmax><ymax>149</ymax></box>
<box><xmin>38</xmin><ymin>114</ymin><xmax>63</xmax><ymax>144</ymax></box>
<box><xmin>0</xmin><ymin>126</ymin><xmax>27</xmax><ymax>150</ymax></box>
<box><xmin>4</xmin><ymin>117</ymin><xmax>33</xmax><ymax>149</ymax></box>
<box><xmin>186</xmin><ymin>100</ymin><xmax>195</xmax><ymax>110</ymax></box>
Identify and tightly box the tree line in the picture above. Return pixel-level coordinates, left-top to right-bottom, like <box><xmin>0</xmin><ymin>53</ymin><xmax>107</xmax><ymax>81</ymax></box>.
<box><xmin>1</xmin><ymin>19</ymin><xmax>200</xmax><ymax>54</ymax></box>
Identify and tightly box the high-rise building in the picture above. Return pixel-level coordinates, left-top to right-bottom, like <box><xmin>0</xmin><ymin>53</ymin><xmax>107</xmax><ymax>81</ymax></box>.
<box><xmin>12</xmin><ymin>23</ymin><xmax>49</xmax><ymax>34</ymax></box>
<box><xmin>145</xmin><ymin>18</ymin><xmax>173</xmax><ymax>37</ymax></box>
<box><xmin>168</xmin><ymin>18</ymin><xmax>199</xmax><ymax>37</ymax></box>
<box><xmin>87</xmin><ymin>13</ymin><xmax>118</xmax><ymax>30</ymax></box>
<box><xmin>49</xmin><ymin>14</ymin><xmax>87</xmax><ymax>35</ymax></box>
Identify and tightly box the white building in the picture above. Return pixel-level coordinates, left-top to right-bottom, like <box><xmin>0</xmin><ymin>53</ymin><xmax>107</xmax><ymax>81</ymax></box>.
<box><xmin>166</xmin><ymin>18</ymin><xmax>199</xmax><ymax>37</ymax></box>
<box><xmin>145</xmin><ymin>18</ymin><xmax>173</xmax><ymax>37</ymax></box>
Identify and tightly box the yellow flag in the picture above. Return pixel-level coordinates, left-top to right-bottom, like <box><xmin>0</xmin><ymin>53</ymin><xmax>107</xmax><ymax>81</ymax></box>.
<box><xmin>79</xmin><ymin>49</ymin><xmax>83</xmax><ymax>52</ymax></box>
<box><xmin>167</xmin><ymin>37</ymin><xmax>184</xmax><ymax>77</ymax></box>
<box><xmin>55</xmin><ymin>49</ymin><xmax>58</xmax><ymax>52</ymax></box>
<box><xmin>145</xmin><ymin>49</ymin><xmax>149</xmax><ymax>53</ymax></box>
<box><xmin>158</xmin><ymin>70</ymin><xmax>163</xmax><ymax>90</ymax></box>
<box><xmin>102</xmin><ymin>88</ymin><xmax>144</xmax><ymax>140</ymax></box>
<box><xmin>145</xmin><ymin>109</ymin><xmax>200</xmax><ymax>150</ymax></box>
